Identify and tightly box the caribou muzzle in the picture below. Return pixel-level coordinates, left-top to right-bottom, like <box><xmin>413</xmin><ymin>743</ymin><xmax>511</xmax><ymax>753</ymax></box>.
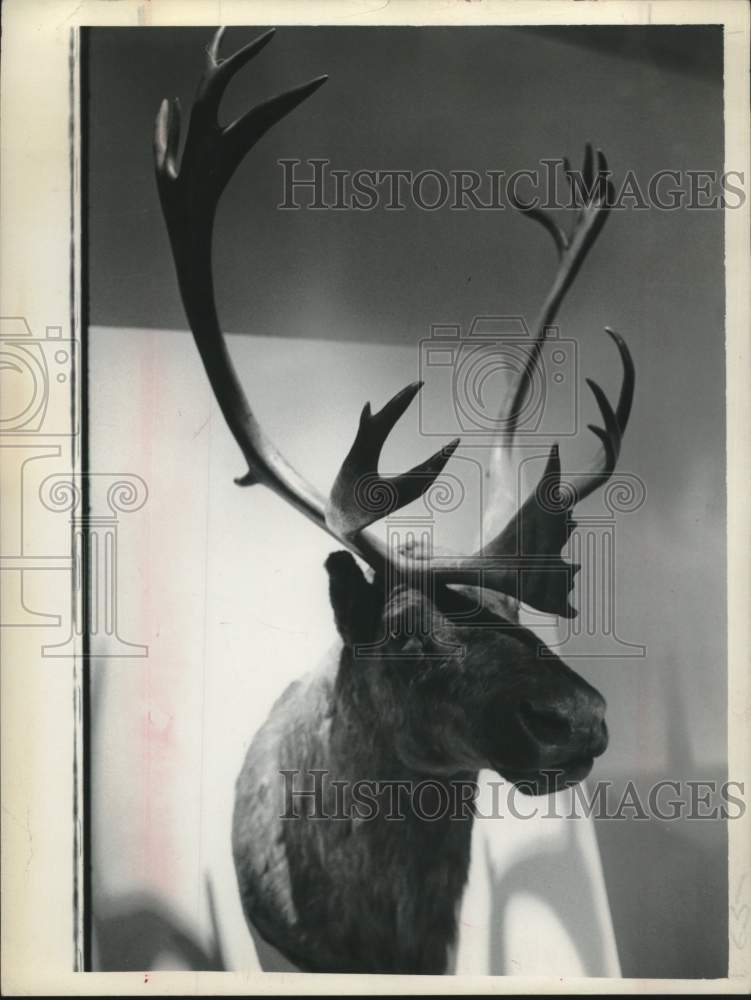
<box><xmin>496</xmin><ymin>673</ymin><xmax>608</xmax><ymax>795</ymax></box>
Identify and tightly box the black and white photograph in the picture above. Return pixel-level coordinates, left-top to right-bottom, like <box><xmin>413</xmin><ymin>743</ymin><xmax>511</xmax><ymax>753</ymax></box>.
<box><xmin>1</xmin><ymin>1</ymin><xmax>750</xmax><ymax>994</ymax></box>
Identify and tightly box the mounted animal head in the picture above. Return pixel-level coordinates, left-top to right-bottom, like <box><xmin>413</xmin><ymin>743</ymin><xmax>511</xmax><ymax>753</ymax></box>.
<box><xmin>325</xmin><ymin>551</ymin><xmax>609</xmax><ymax>793</ymax></box>
<box><xmin>154</xmin><ymin>28</ymin><xmax>633</xmax><ymax>795</ymax></box>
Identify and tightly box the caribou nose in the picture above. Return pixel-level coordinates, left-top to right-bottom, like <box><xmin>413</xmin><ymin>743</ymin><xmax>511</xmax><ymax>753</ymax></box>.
<box><xmin>518</xmin><ymin>700</ymin><xmax>573</xmax><ymax>747</ymax></box>
<box><xmin>518</xmin><ymin>689</ymin><xmax>608</xmax><ymax>758</ymax></box>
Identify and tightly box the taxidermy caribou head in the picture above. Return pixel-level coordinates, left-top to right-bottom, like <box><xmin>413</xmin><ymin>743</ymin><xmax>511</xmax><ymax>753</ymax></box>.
<box><xmin>154</xmin><ymin>29</ymin><xmax>633</xmax><ymax>974</ymax></box>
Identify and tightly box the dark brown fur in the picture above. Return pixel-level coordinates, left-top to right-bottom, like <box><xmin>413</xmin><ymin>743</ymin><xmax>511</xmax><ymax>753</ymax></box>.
<box><xmin>232</xmin><ymin>552</ymin><xmax>608</xmax><ymax>973</ymax></box>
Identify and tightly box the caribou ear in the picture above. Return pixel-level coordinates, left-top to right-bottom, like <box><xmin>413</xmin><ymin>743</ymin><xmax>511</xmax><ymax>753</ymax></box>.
<box><xmin>325</xmin><ymin>551</ymin><xmax>380</xmax><ymax>647</ymax></box>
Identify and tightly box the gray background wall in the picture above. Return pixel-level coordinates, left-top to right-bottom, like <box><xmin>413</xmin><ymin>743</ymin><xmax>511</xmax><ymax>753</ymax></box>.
<box><xmin>87</xmin><ymin>25</ymin><xmax>727</xmax><ymax>977</ymax></box>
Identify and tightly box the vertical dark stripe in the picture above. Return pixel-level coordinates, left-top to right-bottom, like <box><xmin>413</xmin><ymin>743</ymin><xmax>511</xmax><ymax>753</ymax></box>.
<box><xmin>78</xmin><ymin>25</ymin><xmax>93</xmax><ymax>972</ymax></box>
<box><xmin>68</xmin><ymin>26</ymin><xmax>82</xmax><ymax>973</ymax></box>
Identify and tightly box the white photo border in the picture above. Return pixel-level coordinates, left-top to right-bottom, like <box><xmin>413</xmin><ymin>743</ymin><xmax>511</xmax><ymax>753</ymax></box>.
<box><xmin>1</xmin><ymin>0</ymin><xmax>748</xmax><ymax>994</ymax></box>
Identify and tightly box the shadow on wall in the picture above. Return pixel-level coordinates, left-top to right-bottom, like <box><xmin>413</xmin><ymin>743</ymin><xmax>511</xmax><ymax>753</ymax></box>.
<box><xmin>485</xmin><ymin>823</ymin><xmax>609</xmax><ymax>977</ymax></box>
<box><xmin>94</xmin><ymin>880</ymin><xmax>225</xmax><ymax>972</ymax></box>
<box><xmin>596</xmin><ymin>772</ymin><xmax>728</xmax><ymax>979</ymax></box>
<box><xmin>93</xmin><ymin>880</ymin><xmax>300</xmax><ymax>973</ymax></box>
<box><xmin>92</xmin><ymin>814</ymin><xmax>727</xmax><ymax>977</ymax></box>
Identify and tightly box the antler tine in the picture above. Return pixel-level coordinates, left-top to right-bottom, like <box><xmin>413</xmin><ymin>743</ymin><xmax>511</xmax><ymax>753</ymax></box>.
<box><xmin>205</xmin><ymin>26</ymin><xmax>276</xmax><ymax>86</ymax></box>
<box><xmin>575</xmin><ymin>327</ymin><xmax>635</xmax><ymax>503</ymax></box>
<box><xmin>609</xmin><ymin>325</ymin><xmax>635</xmax><ymax>430</ymax></box>
<box><xmin>154</xmin><ymin>96</ymin><xmax>181</xmax><ymax>183</ymax></box>
<box><xmin>180</xmin><ymin>31</ymin><xmax>327</xmax><ymax>210</ymax></box>
<box><xmin>223</xmin><ymin>76</ymin><xmax>328</xmax><ymax>163</ymax></box>
<box><xmin>327</xmin><ymin>382</ymin><xmax>460</xmax><ymax>538</ymax></box>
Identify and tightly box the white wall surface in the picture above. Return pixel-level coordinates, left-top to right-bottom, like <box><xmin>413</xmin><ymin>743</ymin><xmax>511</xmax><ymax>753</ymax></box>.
<box><xmin>89</xmin><ymin>325</ymin><xmax>726</xmax><ymax>976</ymax></box>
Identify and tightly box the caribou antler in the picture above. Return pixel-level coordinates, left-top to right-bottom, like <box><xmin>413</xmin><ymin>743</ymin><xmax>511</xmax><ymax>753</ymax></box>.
<box><xmin>474</xmin><ymin>326</ymin><xmax>634</xmax><ymax>617</ymax></box>
<box><xmin>466</xmin><ymin>146</ymin><xmax>634</xmax><ymax>615</ymax></box>
<box><xmin>502</xmin><ymin>144</ymin><xmax>615</xmax><ymax>443</ymax></box>
<box><xmin>154</xmin><ymin>28</ymin><xmax>635</xmax><ymax>621</ymax></box>
<box><xmin>154</xmin><ymin>27</ymin><xmax>456</xmax><ymax>581</ymax></box>
<box><xmin>327</xmin><ymin>382</ymin><xmax>459</xmax><ymax>538</ymax></box>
